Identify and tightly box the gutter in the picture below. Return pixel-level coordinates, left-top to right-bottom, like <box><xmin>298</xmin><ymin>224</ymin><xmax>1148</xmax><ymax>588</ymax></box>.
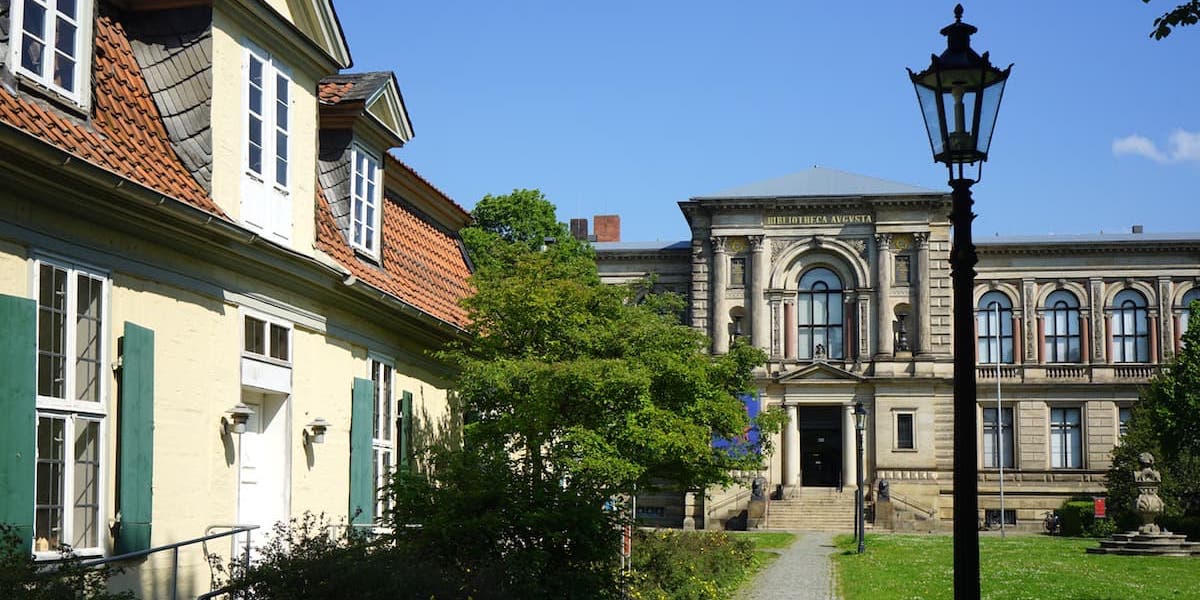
<box><xmin>0</xmin><ymin>121</ymin><xmax>469</xmax><ymax>341</ymax></box>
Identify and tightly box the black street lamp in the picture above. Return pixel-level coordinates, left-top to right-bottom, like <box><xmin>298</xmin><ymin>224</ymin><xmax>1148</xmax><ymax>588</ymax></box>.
<box><xmin>908</xmin><ymin>5</ymin><xmax>1011</xmax><ymax>598</ymax></box>
<box><xmin>854</xmin><ymin>401</ymin><xmax>867</xmax><ymax>554</ymax></box>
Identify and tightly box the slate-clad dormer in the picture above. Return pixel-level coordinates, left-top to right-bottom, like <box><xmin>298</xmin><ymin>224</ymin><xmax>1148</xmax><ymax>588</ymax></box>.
<box><xmin>317</xmin><ymin>71</ymin><xmax>412</xmax><ymax>259</ymax></box>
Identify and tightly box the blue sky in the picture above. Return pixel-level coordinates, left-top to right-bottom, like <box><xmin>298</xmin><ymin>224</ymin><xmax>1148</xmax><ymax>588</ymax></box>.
<box><xmin>336</xmin><ymin>2</ymin><xmax>1199</xmax><ymax>243</ymax></box>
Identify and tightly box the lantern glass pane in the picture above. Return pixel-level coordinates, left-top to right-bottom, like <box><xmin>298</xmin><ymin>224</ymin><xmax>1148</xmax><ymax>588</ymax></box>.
<box><xmin>913</xmin><ymin>83</ymin><xmax>944</xmax><ymax>157</ymax></box>
<box><xmin>975</xmin><ymin>78</ymin><xmax>1007</xmax><ymax>156</ymax></box>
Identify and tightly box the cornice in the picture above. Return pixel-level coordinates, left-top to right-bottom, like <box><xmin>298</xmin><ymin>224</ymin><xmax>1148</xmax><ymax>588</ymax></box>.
<box><xmin>0</xmin><ymin>120</ymin><xmax>468</xmax><ymax>352</ymax></box>
<box><xmin>979</xmin><ymin>242</ymin><xmax>1200</xmax><ymax>255</ymax></box>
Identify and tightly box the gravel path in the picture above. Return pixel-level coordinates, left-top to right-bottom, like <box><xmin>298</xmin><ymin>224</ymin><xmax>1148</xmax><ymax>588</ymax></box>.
<box><xmin>738</xmin><ymin>531</ymin><xmax>838</xmax><ymax>600</ymax></box>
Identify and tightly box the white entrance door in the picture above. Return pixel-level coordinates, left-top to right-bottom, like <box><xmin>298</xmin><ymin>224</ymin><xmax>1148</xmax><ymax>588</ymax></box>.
<box><xmin>237</xmin><ymin>392</ymin><xmax>289</xmax><ymax>555</ymax></box>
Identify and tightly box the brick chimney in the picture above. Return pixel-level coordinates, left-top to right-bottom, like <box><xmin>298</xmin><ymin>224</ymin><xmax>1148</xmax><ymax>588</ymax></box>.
<box><xmin>593</xmin><ymin>214</ymin><xmax>620</xmax><ymax>243</ymax></box>
<box><xmin>570</xmin><ymin>218</ymin><xmax>589</xmax><ymax>241</ymax></box>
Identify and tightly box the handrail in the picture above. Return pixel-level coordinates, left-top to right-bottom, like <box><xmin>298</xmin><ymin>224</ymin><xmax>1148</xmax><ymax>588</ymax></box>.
<box><xmin>77</xmin><ymin>525</ymin><xmax>258</xmax><ymax>600</ymax></box>
<box><xmin>705</xmin><ymin>487</ymin><xmax>752</xmax><ymax>516</ymax></box>
<box><xmin>887</xmin><ymin>492</ymin><xmax>936</xmax><ymax>519</ymax></box>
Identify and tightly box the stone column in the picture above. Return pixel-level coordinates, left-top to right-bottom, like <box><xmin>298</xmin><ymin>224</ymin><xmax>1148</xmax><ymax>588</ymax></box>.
<box><xmin>682</xmin><ymin>491</ymin><xmax>697</xmax><ymax>530</ymax></box>
<box><xmin>750</xmin><ymin>236</ymin><xmax>769</xmax><ymax>352</ymax></box>
<box><xmin>1106</xmin><ymin>314</ymin><xmax>1114</xmax><ymax>363</ymax></box>
<box><xmin>857</xmin><ymin>296</ymin><xmax>871</xmax><ymax>365</ymax></box>
<box><xmin>784</xmin><ymin>302</ymin><xmax>796</xmax><ymax>360</ymax></box>
<box><xmin>875</xmin><ymin>234</ymin><xmax>893</xmax><ymax>357</ymax></box>
<box><xmin>914</xmin><ymin>232</ymin><xmax>932</xmax><ymax>355</ymax></box>
<box><xmin>1012</xmin><ymin>313</ymin><xmax>1023</xmax><ymax>364</ymax></box>
<box><xmin>1175</xmin><ymin>314</ymin><xmax>1183</xmax><ymax>355</ymax></box>
<box><xmin>783</xmin><ymin>404</ymin><xmax>799</xmax><ymax>487</ymax></box>
<box><xmin>711</xmin><ymin>236</ymin><xmax>729</xmax><ymax>354</ymax></box>
<box><xmin>843</xmin><ymin>404</ymin><xmax>857</xmax><ymax>489</ymax></box>
<box><xmin>1149</xmin><ymin>311</ymin><xmax>1159</xmax><ymax>363</ymax></box>
<box><xmin>845</xmin><ymin>297</ymin><xmax>856</xmax><ymax>360</ymax></box>
<box><xmin>1036</xmin><ymin>314</ymin><xmax>1046</xmax><ymax>363</ymax></box>
<box><xmin>1080</xmin><ymin>311</ymin><xmax>1091</xmax><ymax>364</ymax></box>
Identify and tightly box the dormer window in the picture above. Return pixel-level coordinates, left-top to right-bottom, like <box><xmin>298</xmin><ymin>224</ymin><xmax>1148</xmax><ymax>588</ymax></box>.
<box><xmin>351</xmin><ymin>145</ymin><xmax>382</xmax><ymax>255</ymax></box>
<box><xmin>10</xmin><ymin>0</ymin><xmax>93</xmax><ymax>106</ymax></box>
<box><xmin>242</xmin><ymin>41</ymin><xmax>293</xmax><ymax>244</ymax></box>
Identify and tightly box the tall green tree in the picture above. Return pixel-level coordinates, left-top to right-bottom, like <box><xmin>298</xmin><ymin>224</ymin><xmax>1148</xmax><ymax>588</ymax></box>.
<box><xmin>461</xmin><ymin>188</ymin><xmax>592</xmax><ymax>272</ymax></box>
<box><xmin>1106</xmin><ymin>300</ymin><xmax>1200</xmax><ymax>531</ymax></box>
<box><xmin>385</xmin><ymin>193</ymin><xmax>772</xmax><ymax>599</ymax></box>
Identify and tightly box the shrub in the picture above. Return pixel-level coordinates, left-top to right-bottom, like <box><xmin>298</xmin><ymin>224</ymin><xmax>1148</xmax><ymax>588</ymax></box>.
<box><xmin>1161</xmin><ymin>515</ymin><xmax>1200</xmax><ymax>540</ymax></box>
<box><xmin>0</xmin><ymin>523</ymin><xmax>133</xmax><ymax>600</ymax></box>
<box><xmin>628</xmin><ymin>530</ymin><xmax>759</xmax><ymax>600</ymax></box>
<box><xmin>1057</xmin><ymin>500</ymin><xmax>1118</xmax><ymax>538</ymax></box>
<box><xmin>212</xmin><ymin>513</ymin><xmax>461</xmax><ymax>600</ymax></box>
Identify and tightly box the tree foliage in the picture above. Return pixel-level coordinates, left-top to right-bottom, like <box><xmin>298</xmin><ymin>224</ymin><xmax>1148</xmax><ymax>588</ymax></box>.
<box><xmin>0</xmin><ymin>524</ymin><xmax>133</xmax><ymax>600</ymax></box>
<box><xmin>1143</xmin><ymin>0</ymin><xmax>1200</xmax><ymax>39</ymax></box>
<box><xmin>1106</xmin><ymin>301</ymin><xmax>1200</xmax><ymax>530</ymax></box>
<box><xmin>461</xmin><ymin>188</ymin><xmax>592</xmax><ymax>273</ymax></box>
<box><xmin>380</xmin><ymin>191</ymin><xmax>772</xmax><ymax>598</ymax></box>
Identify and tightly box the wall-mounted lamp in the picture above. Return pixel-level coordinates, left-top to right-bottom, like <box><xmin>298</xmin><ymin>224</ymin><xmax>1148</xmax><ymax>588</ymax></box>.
<box><xmin>304</xmin><ymin>417</ymin><xmax>331</xmax><ymax>445</ymax></box>
<box><xmin>222</xmin><ymin>403</ymin><xmax>255</xmax><ymax>435</ymax></box>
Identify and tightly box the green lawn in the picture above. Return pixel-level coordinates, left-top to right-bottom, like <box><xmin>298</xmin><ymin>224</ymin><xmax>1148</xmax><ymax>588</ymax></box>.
<box><xmin>732</xmin><ymin>531</ymin><xmax>797</xmax><ymax>549</ymax></box>
<box><xmin>834</xmin><ymin>534</ymin><xmax>1200</xmax><ymax>600</ymax></box>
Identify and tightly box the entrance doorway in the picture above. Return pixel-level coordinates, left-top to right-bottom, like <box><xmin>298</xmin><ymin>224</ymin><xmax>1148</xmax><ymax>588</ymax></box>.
<box><xmin>799</xmin><ymin>406</ymin><xmax>842</xmax><ymax>487</ymax></box>
<box><xmin>237</xmin><ymin>390</ymin><xmax>290</xmax><ymax>553</ymax></box>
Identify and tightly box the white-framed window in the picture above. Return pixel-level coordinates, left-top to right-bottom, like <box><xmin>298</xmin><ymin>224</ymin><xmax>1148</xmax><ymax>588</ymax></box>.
<box><xmin>242</xmin><ymin>313</ymin><xmax>291</xmax><ymax>364</ymax></box>
<box><xmin>1179</xmin><ymin>288</ymin><xmax>1200</xmax><ymax>343</ymax></box>
<box><xmin>10</xmin><ymin>0</ymin><xmax>93</xmax><ymax>106</ymax></box>
<box><xmin>33</xmin><ymin>257</ymin><xmax>108</xmax><ymax>556</ymax></box>
<box><xmin>894</xmin><ymin>411</ymin><xmax>916</xmax><ymax>450</ymax></box>
<box><xmin>350</xmin><ymin>145</ymin><xmax>382</xmax><ymax>255</ymax></box>
<box><xmin>977</xmin><ymin>291</ymin><xmax>1014</xmax><ymax>364</ymax></box>
<box><xmin>242</xmin><ymin>41</ymin><xmax>292</xmax><ymax>244</ymax></box>
<box><xmin>1050</xmin><ymin>406</ymin><xmax>1083</xmax><ymax>469</ymax></box>
<box><xmin>1112</xmin><ymin>289</ymin><xmax>1149</xmax><ymax>363</ymax></box>
<box><xmin>981</xmin><ymin>406</ymin><xmax>1013</xmax><ymax>469</ymax></box>
<box><xmin>370</xmin><ymin>358</ymin><xmax>395</xmax><ymax>519</ymax></box>
<box><xmin>1118</xmin><ymin>405</ymin><xmax>1133</xmax><ymax>439</ymax></box>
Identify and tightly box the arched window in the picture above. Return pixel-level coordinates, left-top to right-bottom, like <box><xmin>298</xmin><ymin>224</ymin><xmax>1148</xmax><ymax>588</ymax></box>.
<box><xmin>1181</xmin><ymin>288</ymin><xmax>1200</xmax><ymax>338</ymax></box>
<box><xmin>1043</xmin><ymin>290</ymin><xmax>1081</xmax><ymax>363</ymax></box>
<box><xmin>797</xmin><ymin>268</ymin><xmax>843</xmax><ymax>360</ymax></box>
<box><xmin>1112</xmin><ymin>289</ymin><xmax>1149</xmax><ymax>363</ymax></box>
<box><xmin>977</xmin><ymin>291</ymin><xmax>1013</xmax><ymax>364</ymax></box>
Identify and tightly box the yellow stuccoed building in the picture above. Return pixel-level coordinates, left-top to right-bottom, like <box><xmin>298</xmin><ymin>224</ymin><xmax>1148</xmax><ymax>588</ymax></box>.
<box><xmin>0</xmin><ymin>1</ymin><xmax>471</xmax><ymax>596</ymax></box>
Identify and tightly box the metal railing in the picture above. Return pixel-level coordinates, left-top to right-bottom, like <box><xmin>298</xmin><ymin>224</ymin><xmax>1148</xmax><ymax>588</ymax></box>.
<box><xmin>78</xmin><ymin>525</ymin><xmax>258</xmax><ymax>600</ymax></box>
<box><xmin>887</xmin><ymin>492</ymin><xmax>936</xmax><ymax>519</ymax></box>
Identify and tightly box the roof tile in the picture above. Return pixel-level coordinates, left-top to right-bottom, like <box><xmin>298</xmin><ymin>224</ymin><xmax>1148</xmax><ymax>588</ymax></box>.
<box><xmin>0</xmin><ymin>12</ymin><xmax>219</xmax><ymax>215</ymax></box>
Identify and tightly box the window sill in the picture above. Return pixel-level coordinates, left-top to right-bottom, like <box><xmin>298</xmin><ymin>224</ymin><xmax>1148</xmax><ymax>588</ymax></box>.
<box><xmin>34</xmin><ymin>548</ymin><xmax>103</xmax><ymax>562</ymax></box>
<box><xmin>892</xmin><ymin>448</ymin><xmax>919</xmax><ymax>453</ymax></box>
<box><xmin>352</xmin><ymin>246</ymin><xmax>382</xmax><ymax>266</ymax></box>
<box><xmin>15</xmin><ymin>74</ymin><xmax>91</xmax><ymax>119</ymax></box>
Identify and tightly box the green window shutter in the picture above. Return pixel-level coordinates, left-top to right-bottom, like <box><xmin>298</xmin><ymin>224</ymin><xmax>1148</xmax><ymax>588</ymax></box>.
<box><xmin>400</xmin><ymin>390</ymin><xmax>413</xmax><ymax>472</ymax></box>
<box><xmin>0</xmin><ymin>295</ymin><xmax>36</xmax><ymax>553</ymax></box>
<box><xmin>349</xmin><ymin>377</ymin><xmax>374</xmax><ymax>526</ymax></box>
<box><xmin>116</xmin><ymin>322</ymin><xmax>154</xmax><ymax>554</ymax></box>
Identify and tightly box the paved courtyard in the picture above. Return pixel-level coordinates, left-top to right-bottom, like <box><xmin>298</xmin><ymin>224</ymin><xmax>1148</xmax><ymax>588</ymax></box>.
<box><xmin>739</xmin><ymin>531</ymin><xmax>838</xmax><ymax>600</ymax></box>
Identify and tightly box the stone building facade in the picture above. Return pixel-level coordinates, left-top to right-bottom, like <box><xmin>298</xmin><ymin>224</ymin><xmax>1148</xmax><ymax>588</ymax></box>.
<box><xmin>595</xmin><ymin>167</ymin><xmax>1200</xmax><ymax>530</ymax></box>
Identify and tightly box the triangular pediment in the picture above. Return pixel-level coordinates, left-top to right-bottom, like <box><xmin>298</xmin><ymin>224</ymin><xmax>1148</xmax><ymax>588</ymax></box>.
<box><xmin>366</xmin><ymin>77</ymin><xmax>414</xmax><ymax>144</ymax></box>
<box><xmin>776</xmin><ymin>361</ymin><xmax>864</xmax><ymax>383</ymax></box>
<box><xmin>288</xmin><ymin>0</ymin><xmax>352</xmax><ymax>68</ymax></box>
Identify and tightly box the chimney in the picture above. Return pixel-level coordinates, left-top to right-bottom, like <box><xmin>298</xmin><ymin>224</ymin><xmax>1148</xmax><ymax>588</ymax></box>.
<box><xmin>569</xmin><ymin>218</ymin><xmax>589</xmax><ymax>241</ymax></box>
<box><xmin>593</xmin><ymin>215</ymin><xmax>620</xmax><ymax>243</ymax></box>
<box><xmin>1131</xmin><ymin>225</ymin><xmax>1144</xmax><ymax>234</ymax></box>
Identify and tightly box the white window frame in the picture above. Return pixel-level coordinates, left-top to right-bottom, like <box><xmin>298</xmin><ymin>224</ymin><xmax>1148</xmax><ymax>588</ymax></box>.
<box><xmin>350</xmin><ymin>144</ymin><xmax>383</xmax><ymax>256</ymax></box>
<box><xmin>9</xmin><ymin>0</ymin><xmax>94</xmax><ymax>107</ymax></box>
<box><xmin>1049</xmin><ymin>405</ymin><xmax>1084</xmax><ymax>469</ymax></box>
<box><xmin>981</xmin><ymin>405</ymin><xmax>1014</xmax><ymax>469</ymax></box>
<box><xmin>241</xmin><ymin>40</ymin><xmax>292</xmax><ymax>244</ymax></box>
<box><xmin>1117</xmin><ymin>404</ymin><xmax>1133</xmax><ymax>441</ymax></box>
<box><xmin>31</xmin><ymin>255</ymin><xmax>109</xmax><ymax>558</ymax></box>
<box><xmin>369</xmin><ymin>356</ymin><xmax>396</xmax><ymax>521</ymax></box>
<box><xmin>241</xmin><ymin>310</ymin><xmax>293</xmax><ymax>366</ymax></box>
<box><xmin>893</xmin><ymin>410</ymin><xmax>916</xmax><ymax>451</ymax></box>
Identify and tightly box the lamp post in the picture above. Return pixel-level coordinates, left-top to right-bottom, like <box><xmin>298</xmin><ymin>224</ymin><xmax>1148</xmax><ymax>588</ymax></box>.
<box><xmin>908</xmin><ymin>5</ymin><xmax>1011</xmax><ymax>598</ymax></box>
<box><xmin>854</xmin><ymin>401</ymin><xmax>867</xmax><ymax>554</ymax></box>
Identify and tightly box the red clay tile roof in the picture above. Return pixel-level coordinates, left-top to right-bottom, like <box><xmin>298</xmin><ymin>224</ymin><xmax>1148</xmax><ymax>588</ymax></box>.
<box><xmin>385</xmin><ymin>156</ymin><xmax>470</xmax><ymax>222</ymax></box>
<box><xmin>315</xmin><ymin>187</ymin><xmax>473</xmax><ymax>329</ymax></box>
<box><xmin>0</xmin><ymin>13</ymin><xmax>219</xmax><ymax>215</ymax></box>
<box><xmin>318</xmin><ymin>80</ymin><xmax>355</xmax><ymax>104</ymax></box>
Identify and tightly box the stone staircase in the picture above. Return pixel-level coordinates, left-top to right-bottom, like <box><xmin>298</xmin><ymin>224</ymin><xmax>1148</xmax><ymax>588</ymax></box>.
<box><xmin>766</xmin><ymin>486</ymin><xmax>859</xmax><ymax>531</ymax></box>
